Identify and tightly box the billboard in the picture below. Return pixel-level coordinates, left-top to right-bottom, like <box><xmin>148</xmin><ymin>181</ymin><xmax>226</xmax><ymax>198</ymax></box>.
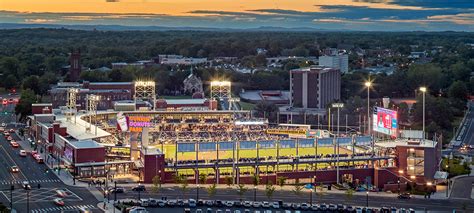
<box><xmin>373</xmin><ymin>107</ymin><xmax>398</xmax><ymax>137</ymax></box>
<box><xmin>128</xmin><ymin>115</ymin><xmax>152</xmax><ymax>132</ymax></box>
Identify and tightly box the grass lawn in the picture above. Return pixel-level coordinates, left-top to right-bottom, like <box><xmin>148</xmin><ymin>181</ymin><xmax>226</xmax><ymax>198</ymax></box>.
<box><xmin>239</xmin><ymin>101</ymin><xmax>256</xmax><ymax>110</ymax></box>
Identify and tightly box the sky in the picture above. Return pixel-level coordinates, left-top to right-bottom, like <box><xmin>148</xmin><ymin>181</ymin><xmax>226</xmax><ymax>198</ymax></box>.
<box><xmin>0</xmin><ymin>0</ymin><xmax>473</xmax><ymax>31</ymax></box>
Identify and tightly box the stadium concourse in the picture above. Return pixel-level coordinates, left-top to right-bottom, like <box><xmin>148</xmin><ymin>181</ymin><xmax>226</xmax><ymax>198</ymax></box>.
<box><xmin>27</xmin><ymin>106</ymin><xmax>441</xmax><ymax>192</ymax></box>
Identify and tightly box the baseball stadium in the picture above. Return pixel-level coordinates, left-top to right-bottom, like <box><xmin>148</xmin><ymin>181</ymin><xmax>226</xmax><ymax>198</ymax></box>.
<box><xmin>27</xmin><ymin>81</ymin><xmax>441</xmax><ymax>190</ymax></box>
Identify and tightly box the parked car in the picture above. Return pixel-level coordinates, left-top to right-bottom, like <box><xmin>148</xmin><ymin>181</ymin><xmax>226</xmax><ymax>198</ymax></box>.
<box><xmin>148</xmin><ymin>198</ymin><xmax>158</xmax><ymax>207</ymax></box>
<box><xmin>167</xmin><ymin>199</ymin><xmax>177</xmax><ymax>207</ymax></box>
<box><xmin>205</xmin><ymin>200</ymin><xmax>214</xmax><ymax>207</ymax></box>
<box><xmin>252</xmin><ymin>201</ymin><xmax>262</xmax><ymax>208</ymax></box>
<box><xmin>188</xmin><ymin>199</ymin><xmax>197</xmax><ymax>207</ymax></box>
<box><xmin>300</xmin><ymin>203</ymin><xmax>310</xmax><ymax>210</ymax></box>
<box><xmin>311</xmin><ymin>204</ymin><xmax>319</xmax><ymax>211</ymax></box>
<box><xmin>243</xmin><ymin>201</ymin><xmax>252</xmax><ymax>208</ymax></box>
<box><xmin>271</xmin><ymin>202</ymin><xmax>280</xmax><ymax>209</ymax></box>
<box><xmin>224</xmin><ymin>201</ymin><xmax>233</xmax><ymax>207</ymax></box>
<box><xmin>319</xmin><ymin>204</ymin><xmax>328</xmax><ymax>211</ymax></box>
<box><xmin>140</xmin><ymin>199</ymin><xmax>149</xmax><ymax>207</ymax></box>
<box><xmin>291</xmin><ymin>203</ymin><xmax>300</xmax><ymax>210</ymax></box>
<box><xmin>262</xmin><ymin>201</ymin><xmax>270</xmax><ymax>208</ymax></box>
<box><xmin>157</xmin><ymin>200</ymin><xmax>166</xmax><ymax>207</ymax></box>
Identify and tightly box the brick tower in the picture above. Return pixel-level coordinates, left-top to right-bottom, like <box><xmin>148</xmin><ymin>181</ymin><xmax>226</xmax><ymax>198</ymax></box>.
<box><xmin>69</xmin><ymin>49</ymin><xmax>81</xmax><ymax>82</ymax></box>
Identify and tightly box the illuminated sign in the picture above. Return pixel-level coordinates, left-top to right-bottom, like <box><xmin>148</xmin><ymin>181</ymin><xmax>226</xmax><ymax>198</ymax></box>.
<box><xmin>373</xmin><ymin>107</ymin><xmax>398</xmax><ymax>137</ymax></box>
<box><xmin>128</xmin><ymin>116</ymin><xmax>152</xmax><ymax>132</ymax></box>
<box><xmin>266</xmin><ymin>129</ymin><xmax>307</xmax><ymax>136</ymax></box>
<box><xmin>117</xmin><ymin>112</ymin><xmax>128</xmax><ymax>132</ymax></box>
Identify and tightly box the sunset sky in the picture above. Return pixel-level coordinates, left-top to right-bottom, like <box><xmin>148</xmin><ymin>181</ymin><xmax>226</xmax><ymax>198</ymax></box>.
<box><xmin>0</xmin><ymin>0</ymin><xmax>473</xmax><ymax>31</ymax></box>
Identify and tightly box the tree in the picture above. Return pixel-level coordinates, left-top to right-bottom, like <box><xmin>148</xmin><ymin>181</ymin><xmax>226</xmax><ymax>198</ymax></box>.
<box><xmin>254</xmin><ymin>101</ymin><xmax>278</xmax><ymax>122</ymax></box>
<box><xmin>451</xmin><ymin>62</ymin><xmax>471</xmax><ymax>82</ymax></box>
<box><xmin>224</xmin><ymin>176</ymin><xmax>233</xmax><ymax>188</ymax></box>
<box><xmin>4</xmin><ymin>74</ymin><xmax>18</xmax><ymax>90</ymax></box>
<box><xmin>315</xmin><ymin>183</ymin><xmax>326</xmax><ymax>202</ymax></box>
<box><xmin>199</xmin><ymin>173</ymin><xmax>207</xmax><ymax>185</ymax></box>
<box><xmin>276</xmin><ymin>176</ymin><xmax>287</xmax><ymax>190</ymax></box>
<box><xmin>152</xmin><ymin>175</ymin><xmax>161</xmax><ymax>193</ymax></box>
<box><xmin>15</xmin><ymin>89</ymin><xmax>37</xmax><ymax>121</ymax></box>
<box><xmin>265</xmin><ymin>181</ymin><xmax>276</xmax><ymax>200</ymax></box>
<box><xmin>345</xmin><ymin>188</ymin><xmax>355</xmax><ymax>202</ymax></box>
<box><xmin>407</xmin><ymin>64</ymin><xmax>443</xmax><ymax>92</ymax></box>
<box><xmin>22</xmin><ymin>75</ymin><xmax>41</xmax><ymax>95</ymax></box>
<box><xmin>207</xmin><ymin>183</ymin><xmax>217</xmax><ymax>199</ymax></box>
<box><xmin>448</xmin><ymin>81</ymin><xmax>468</xmax><ymax>100</ymax></box>
<box><xmin>292</xmin><ymin>180</ymin><xmax>304</xmax><ymax>196</ymax></box>
<box><xmin>236</xmin><ymin>184</ymin><xmax>248</xmax><ymax>201</ymax></box>
<box><xmin>252</xmin><ymin>173</ymin><xmax>260</xmax><ymax>186</ymax></box>
<box><xmin>174</xmin><ymin>174</ymin><xmax>188</xmax><ymax>197</ymax></box>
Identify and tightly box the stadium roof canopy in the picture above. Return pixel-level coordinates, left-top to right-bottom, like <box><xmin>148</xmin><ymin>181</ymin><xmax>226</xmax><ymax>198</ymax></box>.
<box><xmin>56</xmin><ymin>114</ymin><xmax>111</xmax><ymax>140</ymax></box>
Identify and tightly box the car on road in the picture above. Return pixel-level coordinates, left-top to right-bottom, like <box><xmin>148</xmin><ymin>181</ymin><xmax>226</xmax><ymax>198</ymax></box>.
<box><xmin>109</xmin><ymin>187</ymin><xmax>125</xmax><ymax>193</ymax></box>
<box><xmin>56</xmin><ymin>189</ymin><xmax>68</xmax><ymax>197</ymax></box>
<box><xmin>1</xmin><ymin>123</ymin><xmax>5</xmax><ymax>127</ymax></box>
<box><xmin>30</xmin><ymin>151</ymin><xmax>38</xmax><ymax>157</ymax></box>
<box><xmin>53</xmin><ymin>198</ymin><xmax>65</xmax><ymax>206</ymax></box>
<box><xmin>10</xmin><ymin>141</ymin><xmax>19</xmax><ymax>148</ymax></box>
<box><xmin>19</xmin><ymin>150</ymin><xmax>27</xmax><ymax>157</ymax></box>
<box><xmin>3</xmin><ymin>131</ymin><xmax>8</xmax><ymax>135</ymax></box>
<box><xmin>398</xmin><ymin>192</ymin><xmax>412</xmax><ymax>199</ymax></box>
<box><xmin>9</xmin><ymin>129</ymin><xmax>14</xmax><ymax>133</ymax></box>
<box><xmin>22</xmin><ymin>181</ymin><xmax>31</xmax><ymax>190</ymax></box>
<box><xmin>132</xmin><ymin>185</ymin><xmax>146</xmax><ymax>191</ymax></box>
<box><xmin>7</xmin><ymin>136</ymin><xmax>12</xmax><ymax>141</ymax></box>
<box><xmin>2</xmin><ymin>99</ymin><xmax>7</xmax><ymax>105</ymax></box>
<box><xmin>10</xmin><ymin>166</ymin><xmax>19</xmax><ymax>173</ymax></box>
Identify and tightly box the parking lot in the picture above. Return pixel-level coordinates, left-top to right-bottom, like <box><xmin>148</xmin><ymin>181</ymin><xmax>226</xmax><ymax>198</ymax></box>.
<box><xmin>117</xmin><ymin>199</ymin><xmax>417</xmax><ymax>213</ymax></box>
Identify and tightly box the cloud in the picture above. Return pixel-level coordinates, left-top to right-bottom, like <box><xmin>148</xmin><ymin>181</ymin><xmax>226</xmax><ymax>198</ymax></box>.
<box><xmin>0</xmin><ymin>4</ymin><xmax>473</xmax><ymax>32</ymax></box>
<box><xmin>352</xmin><ymin>0</ymin><xmax>474</xmax><ymax>9</ymax></box>
<box><xmin>24</xmin><ymin>18</ymin><xmax>56</xmax><ymax>23</ymax></box>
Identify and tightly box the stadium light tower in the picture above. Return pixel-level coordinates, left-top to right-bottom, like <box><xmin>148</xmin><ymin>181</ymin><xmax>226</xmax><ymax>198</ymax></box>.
<box><xmin>364</xmin><ymin>81</ymin><xmax>372</xmax><ymax>136</ymax></box>
<box><xmin>86</xmin><ymin>94</ymin><xmax>100</xmax><ymax>134</ymax></box>
<box><xmin>419</xmin><ymin>86</ymin><xmax>427</xmax><ymax>141</ymax></box>
<box><xmin>66</xmin><ymin>88</ymin><xmax>79</xmax><ymax>123</ymax></box>
<box><xmin>210</xmin><ymin>81</ymin><xmax>231</xmax><ymax>100</ymax></box>
<box><xmin>134</xmin><ymin>81</ymin><xmax>156</xmax><ymax>110</ymax></box>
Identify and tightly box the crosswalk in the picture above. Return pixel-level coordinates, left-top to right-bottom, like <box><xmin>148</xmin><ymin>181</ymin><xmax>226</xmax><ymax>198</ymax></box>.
<box><xmin>30</xmin><ymin>205</ymin><xmax>96</xmax><ymax>213</ymax></box>
<box><xmin>0</xmin><ymin>179</ymin><xmax>61</xmax><ymax>185</ymax></box>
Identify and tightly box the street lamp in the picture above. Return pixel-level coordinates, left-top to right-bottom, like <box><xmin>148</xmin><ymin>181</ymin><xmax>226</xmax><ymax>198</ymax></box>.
<box><xmin>364</xmin><ymin>81</ymin><xmax>372</xmax><ymax>136</ymax></box>
<box><xmin>253</xmin><ymin>186</ymin><xmax>257</xmax><ymax>201</ymax></box>
<box><xmin>366</xmin><ymin>191</ymin><xmax>369</xmax><ymax>207</ymax></box>
<box><xmin>398</xmin><ymin>170</ymin><xmax>404</xmax><ymax>195</ymax></box>
<box><xmin>332</xmin><ymin>103</ymin><xmax>344</xmax><ymax>185</ymax></box>
<box><xmin>419</xmin><ymin>87</ymin><xmax>427</xmax><ymax>141</ymax></box>
<box><xmin>310</xmin><ymin>188</ymin><xmax>313</xmax><ymax>205</ymax></box>
<box><xmin>197</xmin><ymin>184</ymin><xmax>200</xmax><ymax>200</ymax></box>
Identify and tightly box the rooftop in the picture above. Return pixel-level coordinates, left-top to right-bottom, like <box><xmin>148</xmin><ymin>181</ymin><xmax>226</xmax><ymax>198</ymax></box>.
<box><xmin>375</xmin><ymin>139</ymin><xmax>437</xmax><ymax>148</ymax></box>
<box><xmin>56</xmin><ymin>113</ymin><xmax>111</xmax><ymax>140</ymax></box>
<box><xmin>68</xmin><ymin>139</ymin><xmax>104</xmax><ymax>149</ymax></box>
<box><xmin>165</xmin><ymin>99</ymin><xmax>207</xmax><ymax>105</ymax></box>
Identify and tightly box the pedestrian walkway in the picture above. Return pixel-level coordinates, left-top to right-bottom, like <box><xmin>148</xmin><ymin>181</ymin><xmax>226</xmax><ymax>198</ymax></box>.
<box><xmin>97</xmin><ymin>201</ymin><xmax>122</xmax><ymax>213</ymax></box>
<box><xmin>30</xmin><ymin>204</ymin><xmax>96</xmax><ymax>213</ymax></box>
<box><xmin>0</xmin><ymin>179</ymin><xmax>61</xmax><ymax>185</ymax></box>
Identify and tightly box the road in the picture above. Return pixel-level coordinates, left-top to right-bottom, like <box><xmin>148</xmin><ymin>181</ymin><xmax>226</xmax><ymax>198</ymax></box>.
<box><xmin>107</xmin><ymin>185</ymin><xmax>473</xmax><ymax>212</ymax></box>
<box><xmin>462</xmin><ymin>101</ymin><xmax>474</xmax><ymax>147</ymax></box>
<box><xmin>0</xmin><ymin>102</ymin><xmax>100</xmax><ymax>213</ymax></box>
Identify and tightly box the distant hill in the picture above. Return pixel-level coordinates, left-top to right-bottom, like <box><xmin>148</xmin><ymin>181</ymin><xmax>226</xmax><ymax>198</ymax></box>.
<box><xmin>0</xmin><ymin>23</ymin><xmax>334</xmax><ymax>32</ymax></box>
